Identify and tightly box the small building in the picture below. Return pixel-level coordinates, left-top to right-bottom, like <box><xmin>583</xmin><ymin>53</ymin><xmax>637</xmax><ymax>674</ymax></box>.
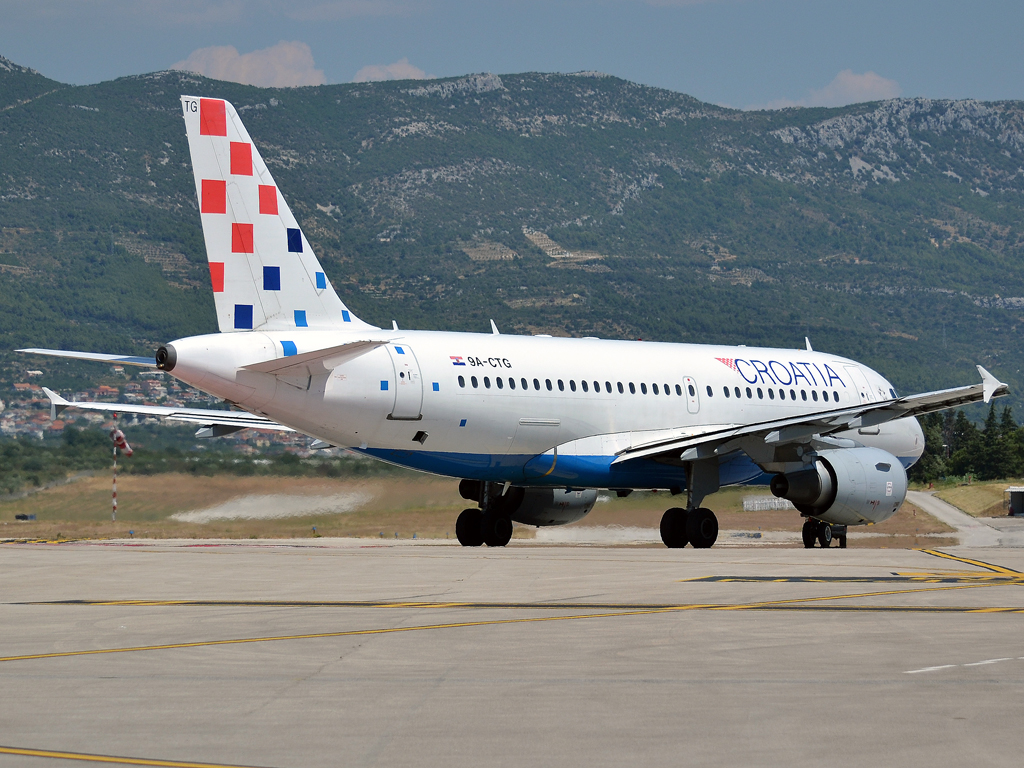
<box><xmin>1005</xmin><ymin>487</ymin><xmax>1024</xmax><ymax>516</ymax></box>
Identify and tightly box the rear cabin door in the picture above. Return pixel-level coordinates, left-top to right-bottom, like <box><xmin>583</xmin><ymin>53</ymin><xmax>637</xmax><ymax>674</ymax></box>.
<box><xmin>387</xmin><ymin>344</ymin><xmax>424</xmax><ymax>420</ymax></box>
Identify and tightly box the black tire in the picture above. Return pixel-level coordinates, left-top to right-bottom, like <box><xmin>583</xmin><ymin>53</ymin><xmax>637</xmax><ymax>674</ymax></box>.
<box><xmin>660</xmin><ymin>507</ymin><xmax>688</xmax><ymax>548</ymax></box>
<box><xmin>687</xmin><ymin>508</ymin><xmax>719</xmax><ymax>549</ymax></box>
<box><xmin>456</xmin><ymin>508</ymin><xmax>484</xmax><ymax>547</ymax></box>
<box><xmin>802</xmin><ymin>519</ymin><xmax>817</xmax><ymax>548</ymax></box>
<box><xmin>838</xmin><ymin>534</ymin><xmax>847</xmax><ymax>549</ymax></box>
<box><xmin>483</xmin><ymin>515</ymin><xmax>513</xmax><ymax>547</ymax></box>
<box><xmin>817</xmin><ymin>523</ymin><xmax>832</xmax><ymax>548</ymax></box>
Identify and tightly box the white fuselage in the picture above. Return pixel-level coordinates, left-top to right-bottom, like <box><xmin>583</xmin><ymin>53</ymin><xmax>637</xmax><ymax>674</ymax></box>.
<box><xmin>164</xmin><ymin>328</ymin><xmax>924</xmax><ymax>490</ymax></box>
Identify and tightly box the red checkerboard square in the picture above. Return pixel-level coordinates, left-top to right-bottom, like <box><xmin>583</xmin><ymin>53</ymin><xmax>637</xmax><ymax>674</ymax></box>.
<box><xmin>201</xmin><ymin>179</ymin><xmax>226</xmax><ymax>214</ymax></box>
<box><xmin>231</xmin><ymin>223</ymin><xmax>254</xmax><ymax>253</ymax></box>
<box><xmin>259</xmin><ymin>185</ymin><xmax>278</xmax><ymax>215</ymax></box>
<box><xmin>230</xmin><ymin>142</ymin><xmax>252</xmax><ymax>175</ymax></box>
<box><xmin>199</xmin><ymin>99</ymin><xmax>227</xmax><ymax>137</ymax></box>
<box><xmin>209</xmin><ymin>262</ymin><xmax>225</xmax><ymax>292</ymax></box>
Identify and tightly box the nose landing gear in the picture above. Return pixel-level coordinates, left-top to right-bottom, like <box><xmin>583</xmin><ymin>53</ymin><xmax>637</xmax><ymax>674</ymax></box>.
<box><xmin>802</xmin><ymin>518</ymin><xmax>847</xmax><ymax>548</ymax></box>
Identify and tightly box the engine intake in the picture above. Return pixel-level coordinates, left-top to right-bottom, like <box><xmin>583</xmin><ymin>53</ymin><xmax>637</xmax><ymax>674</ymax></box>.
<box><xmin>771</xmin><ymin>447</ymin><xmax>907</xmax><ymax>525</ymax></box>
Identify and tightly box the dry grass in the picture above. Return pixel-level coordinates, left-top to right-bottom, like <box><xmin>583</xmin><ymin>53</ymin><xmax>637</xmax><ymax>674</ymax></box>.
<box><xmin>935</xmin><ymin>479</ymin><xmax>1020</xmax><ymax>517</ymax></box>
<box><xmin>0</xmin><ymin>473</ymin><xmax>955</xmax><ymax>547</ymax></box>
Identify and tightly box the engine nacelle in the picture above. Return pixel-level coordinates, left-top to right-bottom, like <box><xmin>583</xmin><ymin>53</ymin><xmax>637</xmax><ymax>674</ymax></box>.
<box><xmin>510</xmin><ymin>488</ymin><xmax>599</xmax><ymax>526</ymax></box>
<box><xmin>770</xmin><ymin>447</ymin><xmax>907</xmax><ymax>526</ymax></box>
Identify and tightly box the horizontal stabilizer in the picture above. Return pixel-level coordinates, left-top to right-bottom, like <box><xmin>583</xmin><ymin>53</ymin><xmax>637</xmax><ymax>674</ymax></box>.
<box><xmin>40</xmin><ymin>388</ymin><xmax>292</xmax><ymax>432</ymax></box>
<box><xmin>18</xmin><ymin>348</ymin><xmax>157</xmax><ymax>367</ymax></box>
<box><xmin>242</xmin><ymin>338</ymin><xmax>391</xmax><ymax>376</ymax></box>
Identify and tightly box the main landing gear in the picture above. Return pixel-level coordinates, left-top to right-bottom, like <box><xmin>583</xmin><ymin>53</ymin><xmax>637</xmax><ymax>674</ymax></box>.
<box><xmin>660</xmin><ymin>507</ymin><xmax>719</xmax><ymax>548</ymax></box>
<box><xmin>802</xmin><ymin>518</ymin><xmax>847</xmax><ymax>548</ymax></box>
<box><xmin>455</xmin><ymin>480</ymin><xmax>516</xmax><ymax>547</ymax></box>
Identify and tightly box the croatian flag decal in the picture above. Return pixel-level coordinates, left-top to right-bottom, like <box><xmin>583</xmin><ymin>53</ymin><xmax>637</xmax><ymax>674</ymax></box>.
<box><xmin>450</xmin><ymin>355</ymin><xmax>466</xmax><ymax>366</ymax></box>
<box><xmin>715</xmin><ymin>357</ymin><xmax>738</xmax><ymax>372</ymax></box>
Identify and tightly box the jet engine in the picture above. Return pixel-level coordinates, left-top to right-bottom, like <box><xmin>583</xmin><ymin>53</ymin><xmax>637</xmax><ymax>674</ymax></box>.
<box><xmin>769</xmin><ymin>447</ymin><xmax>907</xmax><ymax>526</ymax></box>
<box><xmin>460</xmin><ymin>480</ymin><xmax>598</xmax><ymax>526</ymax></box>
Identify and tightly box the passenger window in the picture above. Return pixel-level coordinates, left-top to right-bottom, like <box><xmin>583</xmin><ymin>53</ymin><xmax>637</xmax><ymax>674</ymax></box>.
<box><xmin>508</xmin><ymin>377</ymin><xmax>515</xmax><ymax>390</ymax></box>
<box><xmin>558</xmin><ymin>379</ymin><xmax>565</xmax><ymax>392</ymax></box>
<box><xmin>605</xmin><ymin>381</ymin><xmax>612</xmax><ymax>393</ymax></box>
<box><xmin>757</xmin><ymin>387</ymin><xmax>763</xmax><ymax>399</ymax></box>
<box><xmin>641</xmin><ymin>383</ymin><xmax>648</xmax><ymax>394</ymax></box>
<box><xmin>458</xmin><ymin>375</ymin><xmax>465</xmax><ymax>388</ymax></box>
<box><xmin>618</xmin><ymin>382</ymin><xmax>624</xmax><ymax>394</ymax></box>
<box><xmin>594</xmin><ymin>381</ymin><xmax>601</xmax><ymax>393</ymax></box>
<box><xmin>735</xmin><ymin>387</ymin><xmax>741</xmax><ymax>398</ymax></box>
<box><xmin>688</xmin><ymin>384</ymin><xmax>696</xmax><ymax>397</ymax></box>
<box><xmin>484</xmin><ymin>377</ymin><xmax>491</xmax><ymax>389</ymax></box>
<box><xmin>724</xmin><ymin>387</ymin><xmax>730</xmax><ymax>398</ymax></box>
<box><xmin>745</xmin><ymin>387</ymin><xmax>752</xmax><ymax>398</ymax></box>
<box><xmin>569</xmin><ymin>380</ymin><xmax>577</xmax><ymax>392</ymax></box>
<box><xmin>652</xmin><ymin>383</ymin><xmax>659</xmax><ymax>395</ymax></box>
<box><xmin>471</xmin><ymin>376</ymin><xmax>479</xmax><ymax>388</ymax></box>
<box><xmin>811</xmin><ymin>390</ymin><xmax>818</xmax><ymax>402</ymax></box>
<box><xmin>663</xmin><ymin>384</ymin><xmax>669</xmax><ymax>396</ymax></box>
<box><xmin>533</xmin><ymin>378</ymin><xmax>540</xmax><ymax>390</ymax></box>
<box><xmin>768</xmin><ymin>388</ymin><xmax>774</xmax><ymax>400</ymax></box>
<box><xmin>706</xmin><ymin>386</ymin><xmax>713</xmax><ymax>397</ymax></box>
<box><xmin>581</xmin><ymin>380</ymin><xmax>588</xmax><ymax>392</ymax></box>
<box><xmin>496</xmin><ymin>377</ymin><xmax>503</xmax><ymax>390</ymax></box>
<box><xmin>778</xmin><ymin>389</ymin><xmax>784</xmax><ymax>400</ymax></box>
<box><xmin>629</xmin><ymin>383</ymin><xmax>636</xmax><ymax>394</ymax></box>
<box><xmin>790</xmin><ymin>389</ymin><xmax>796</xmax><ymax>400</ymax></box>
<box><xmin>676</xmin><ymin>384</ymin><xmax>683</xmax><ymax>396</ymax></box>
<box><xmin>801</xmin><ymin>390</ymin><xmax>807</xmax><ymax>401</ymax></box>
<box><xmin>833</xmin><ymin>391</ymin><xmax>840</xmax><ymax>402</ymax></box>
<box><xmin>546</xmin><ymin>379</ymin><xmax>552</xmax><ymax>391</ymax></box>
<box><xmin>522</xmin><ymin>378</ymin><xmax>528</xmax><ymax>390</ymax></box>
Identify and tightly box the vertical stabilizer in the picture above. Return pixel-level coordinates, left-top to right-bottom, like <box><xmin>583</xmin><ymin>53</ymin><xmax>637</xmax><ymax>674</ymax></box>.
<box><xmin>180</xmin><ymin>95</ymin><xmax>374</xmax><ymax>333</ymax></box>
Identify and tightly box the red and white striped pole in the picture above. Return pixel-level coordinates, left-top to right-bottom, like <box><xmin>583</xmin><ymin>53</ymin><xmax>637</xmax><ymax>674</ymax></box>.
<box><xmin>109</xmin><ymin>425</ymin><xmax>132</xmax><ymax>523</ymax></box>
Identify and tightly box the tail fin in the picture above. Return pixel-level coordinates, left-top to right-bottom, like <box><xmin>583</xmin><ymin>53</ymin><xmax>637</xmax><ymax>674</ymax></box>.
<box><xmin>180</xmin><ymin>95</ymin><xmax>374</xmax><ymax>333</ymax></box>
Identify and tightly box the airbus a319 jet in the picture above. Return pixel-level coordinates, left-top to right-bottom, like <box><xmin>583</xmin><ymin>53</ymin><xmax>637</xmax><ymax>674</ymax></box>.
<box><xmin>20</xmin><ymin>96</ymin><xmax>1009</xmax><ymax>549</ymax></box>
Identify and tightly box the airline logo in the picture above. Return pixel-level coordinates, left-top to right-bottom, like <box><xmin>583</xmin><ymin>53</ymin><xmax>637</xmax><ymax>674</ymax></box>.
<box><xmin>717</xmin><ymin>357</ymin><xmax>847</xmax><ymax>388</ymax></box>
<box><xmin>450</xmin><ymin>356</ymin><xmax>466</xmax><ymax>366</ymax></box>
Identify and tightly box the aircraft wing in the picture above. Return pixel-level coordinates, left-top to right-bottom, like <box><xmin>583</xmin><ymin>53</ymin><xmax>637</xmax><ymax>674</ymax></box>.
<box><xmin>41</xmin><ymin>388</ymin><xmax>293</xmax><ymax>435</ymax></box>
<box><xmin>614</xmin><ymin>365</ymin><xmax>1008</xmax><ymax>464</ymax></box>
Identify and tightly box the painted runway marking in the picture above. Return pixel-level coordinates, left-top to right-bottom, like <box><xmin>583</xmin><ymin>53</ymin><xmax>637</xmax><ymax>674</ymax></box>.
<box><xmin>905</xmin><ymin>658</ymin><xmax>1019</xmax><ymax>675</ymax></box>
<box><xmin>0</xmin><ymin>744</ymin><xmax>269</xmax><ymax>767</ymax></box>
<box><xmin>920</xmin><ymin>549</ymin><xmax>1022</xmax><ymax>576</ymax></box>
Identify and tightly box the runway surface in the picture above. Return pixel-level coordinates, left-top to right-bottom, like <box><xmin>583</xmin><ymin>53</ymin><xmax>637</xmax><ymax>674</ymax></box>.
<box><xmin>2</xmin><ymin>539</ymin><xmax>1023</xmax><ymax>767</ymax></box>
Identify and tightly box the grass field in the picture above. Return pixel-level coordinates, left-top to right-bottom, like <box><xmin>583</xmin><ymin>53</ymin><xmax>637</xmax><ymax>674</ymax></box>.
<box><xmin>0</xmin><ymin>472</ymin><xmax>954</xmax><ymax>547</ymax></box>
<box><xmin>934</xmin><ymin>479</ymin><xmax>1020</xmax><ymax>517</ymax></box>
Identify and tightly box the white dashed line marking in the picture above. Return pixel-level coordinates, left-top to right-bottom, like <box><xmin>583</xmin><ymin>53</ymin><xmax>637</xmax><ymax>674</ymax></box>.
<box><xmin>963</xmin><ymin>658</ymin><xmax>1013</xmax><ymax>666</ymax></box>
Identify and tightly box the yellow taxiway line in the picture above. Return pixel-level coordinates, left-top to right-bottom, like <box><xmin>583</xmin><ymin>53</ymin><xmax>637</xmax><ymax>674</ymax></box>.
<box><xmin>0</xmin><ymin>744</ymin><xmax>266</xmax><ymax>767</ymax></box>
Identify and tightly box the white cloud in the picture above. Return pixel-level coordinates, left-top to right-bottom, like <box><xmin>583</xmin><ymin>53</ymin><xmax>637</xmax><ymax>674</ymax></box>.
<box><xmin>353</xmin><ymin>57</ymin><xmax>432</xmax><ymax>83</ymax></box>
<box><xmin>171</xmin><ymin>41</ymin><xmax>325</xmax><ymax>87</ymax></box>
<box><xmin>747</xmin><ymin>69</ymin><xmax>902</xmax><ymax>111</ymax></box>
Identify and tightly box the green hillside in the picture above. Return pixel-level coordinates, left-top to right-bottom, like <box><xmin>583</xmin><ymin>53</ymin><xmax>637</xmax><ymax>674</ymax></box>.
<box><xmin>2</xmin><ymin>56</ymin><xmax>1023</xmax><ymax>410</ymax></box>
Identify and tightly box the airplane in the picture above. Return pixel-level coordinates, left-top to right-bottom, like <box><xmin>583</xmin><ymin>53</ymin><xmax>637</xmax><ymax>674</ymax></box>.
<box><xmin>19</xmin><ymin>95</ymin><xmax>1009</xmax><ymax>549</ymax></box>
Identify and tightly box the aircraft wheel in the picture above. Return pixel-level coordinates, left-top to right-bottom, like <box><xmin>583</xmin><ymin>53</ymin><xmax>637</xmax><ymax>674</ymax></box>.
<box><xmin>687</xmin><ymin>507</ymin><xmax>719</xmax><ymax>549</ymax></box>
<box><xmin>456</xmin><ymin>508</ymin><xmax>484</xmax><ymax>547</ymax></box>
<box><xmin>660</xmin><ymin>507</ymin><xmax>689</xmax><ymax>548</ymax></box>
<box><xmin>802</xmin><ymin>519</ymin><xmax>817</xmax><ymax>548</ymax></box>
<box><xmin>817</xmin><ymin>522</ymin><xmax>833</xmax><ymax>548</ymax></box>
<box><xmin>483</xmin><ymin>515</ymin><xmax>513</xmax><ymax>547</ymax></box>
<box><xmin>838</xmin><ymin>534</ymin><xmax>847</xmax><ymax>549</ymax></box>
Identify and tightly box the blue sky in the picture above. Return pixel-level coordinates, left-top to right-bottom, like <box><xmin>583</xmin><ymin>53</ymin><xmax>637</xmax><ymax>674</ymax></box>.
<box><xmin>1</xmin><ymin>0</ymin><xmax>1021</xmax><ymax>108</ymax></box>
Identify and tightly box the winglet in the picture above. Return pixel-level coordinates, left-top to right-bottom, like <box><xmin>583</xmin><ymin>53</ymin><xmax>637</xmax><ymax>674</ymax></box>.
<box><xmin>977</xmin><ymin>365</ymin><xmax>1007</xmax><ymax>404</ymax></box>
<box><xmin>805</xmin><ymin>337</ymin><xmax>813</xmax><ymax>352</ymax></box>
<box><xmin>490</xmin><ymin>319</ymin><xmax>500</xmax><ymax>335</ymax></box>
<box><xmin>42</xmin><ymin>387</ymin><xmax>69</xmax><ymax>421</ymax></box>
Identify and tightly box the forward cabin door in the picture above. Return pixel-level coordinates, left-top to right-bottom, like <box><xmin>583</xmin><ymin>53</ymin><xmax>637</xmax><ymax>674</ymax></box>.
<box><xmin>843</xmin><ymin>365</ymin><xmax>875</xmax><ymax>404</ymax></box>
<box><xmin>683</xmin><ymin>376</ymin><xmax>700</xmax><ymax>414</ymax></box>
<box><xmin>387</xmin><ymin>344</ymin><xmax>423</xmax><ymax>420</ymax></box>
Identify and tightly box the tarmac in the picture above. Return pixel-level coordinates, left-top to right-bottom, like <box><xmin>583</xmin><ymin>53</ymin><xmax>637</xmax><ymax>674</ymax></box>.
<box><xmin>2</xmin><ymin>537</ymin><xmax>1024</xmax><ymax>767</ymax></box>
